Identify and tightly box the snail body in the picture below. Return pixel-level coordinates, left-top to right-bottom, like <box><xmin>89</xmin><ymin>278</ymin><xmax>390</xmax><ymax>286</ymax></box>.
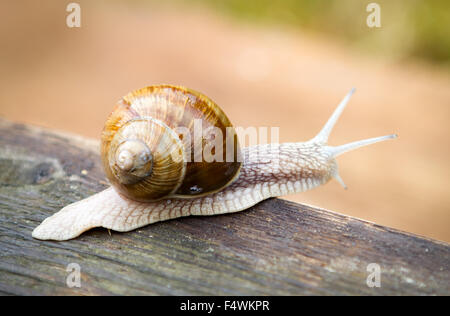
<box><xmin>32</xmin><ymin>85</ymin><xmax>396</xmax><ymax>240</ymax></box>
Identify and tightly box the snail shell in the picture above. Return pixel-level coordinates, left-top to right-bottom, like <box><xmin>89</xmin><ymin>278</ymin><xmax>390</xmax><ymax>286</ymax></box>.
<box><xmin>101</xmin><ymin>85</ymin><xmax>242</xmax><ymax>202</ymax></box>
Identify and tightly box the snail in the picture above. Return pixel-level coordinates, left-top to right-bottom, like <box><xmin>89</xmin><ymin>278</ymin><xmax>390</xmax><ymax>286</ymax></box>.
<box><xmin>32</xmin><ymin>85</ymin><xmax>397</xmax><ymax>241</ymax></box>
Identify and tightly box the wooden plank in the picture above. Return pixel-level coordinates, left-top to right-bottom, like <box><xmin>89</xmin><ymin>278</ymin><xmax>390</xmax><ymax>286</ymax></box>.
<box><xmin>0</xmin><ymin>118</ymin><xmax>448</xmax><ymax>295</ymax></box>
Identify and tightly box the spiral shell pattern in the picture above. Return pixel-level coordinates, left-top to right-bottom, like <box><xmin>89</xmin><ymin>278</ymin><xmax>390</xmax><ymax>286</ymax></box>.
<box><xmin>101</xmin><ymin>85</ymin><xmax>242</xmax><ymax>201</ymax></box>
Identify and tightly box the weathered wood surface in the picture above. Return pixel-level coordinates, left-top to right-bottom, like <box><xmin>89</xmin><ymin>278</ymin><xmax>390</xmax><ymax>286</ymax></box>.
<box><xmin>0</xmin><ymin>118</ymin><xmax>448</xmax><ymax>296</ymax></box>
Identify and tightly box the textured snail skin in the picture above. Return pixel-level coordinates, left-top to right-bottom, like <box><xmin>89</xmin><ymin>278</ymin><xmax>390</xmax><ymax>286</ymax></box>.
<box><xmin>32</xmin><ymin>88</ymin><xmax>397</xmax><ymax>241</ymax></box>
<box><xmin>32</xmin><ymin>143</ymin><xmax>331</xmax><ymax>240</ymax></box>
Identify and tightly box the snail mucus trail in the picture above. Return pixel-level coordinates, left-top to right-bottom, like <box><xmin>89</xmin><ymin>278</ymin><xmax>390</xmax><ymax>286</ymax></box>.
<box><xmin>32</xmin><ymin>85</ymin><xmax>397</xmax><ymax>241</ymax></box>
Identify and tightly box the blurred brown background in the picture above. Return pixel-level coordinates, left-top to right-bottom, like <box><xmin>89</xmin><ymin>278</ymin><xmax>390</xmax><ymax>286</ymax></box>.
<box><xmin>0</xmin><ymin>0</ymin><xmax>449</xmax><ymax>242</ymax></box>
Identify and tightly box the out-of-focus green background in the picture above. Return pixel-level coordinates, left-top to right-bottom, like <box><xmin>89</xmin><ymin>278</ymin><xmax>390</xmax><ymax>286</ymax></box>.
<box><xmin>0</xmin><ymin>0</ymin><xmax>449</xmax><ymax>241</ymax></box>
<box><xmin>192</xmin><ymin>0</ymin><xmax>450</xmax><ymax>65</ymax></box>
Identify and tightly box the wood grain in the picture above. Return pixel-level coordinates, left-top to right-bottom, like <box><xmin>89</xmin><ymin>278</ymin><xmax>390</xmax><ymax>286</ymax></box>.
<box><xmin>0</xmin><ymin>118</ymin><xmax>448</xmax><ymax>295</ymax></box>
